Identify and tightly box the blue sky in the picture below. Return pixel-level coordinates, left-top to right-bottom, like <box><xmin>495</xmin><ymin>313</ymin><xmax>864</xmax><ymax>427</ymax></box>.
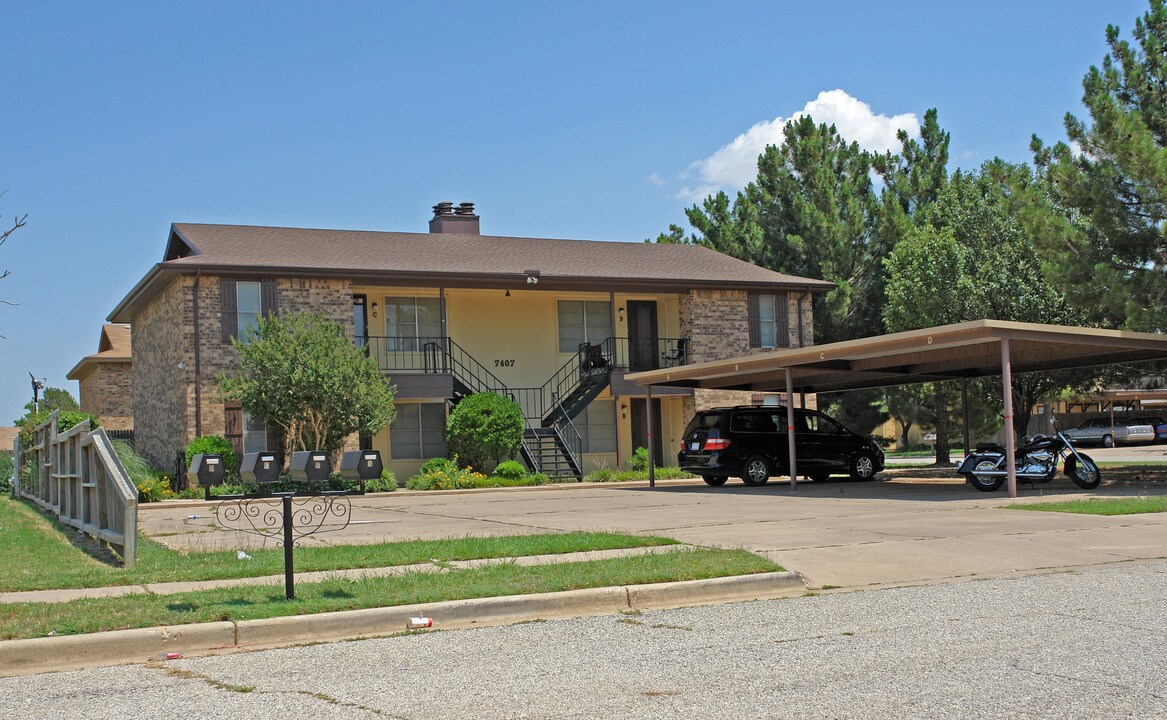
<box><xmin>0</xmin><ymin>0</ymin><xmax>1149</xmax><ymax>422</ymax></box>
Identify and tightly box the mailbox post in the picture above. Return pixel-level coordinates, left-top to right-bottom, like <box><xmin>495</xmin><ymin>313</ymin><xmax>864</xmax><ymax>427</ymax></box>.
<box><xmin>339</xmin><ymin>450</ymin><xmax>383</xmax><ymax>492</ymax></box>
<box><xmin>187</xmin><ymin>453</ymin><xmax>226</xmax><ymax>500</ymax></box>
<box><xmin>213</xmin><ymin>449</ymin><xmax>359</xmax><ymax>600</ymax></box>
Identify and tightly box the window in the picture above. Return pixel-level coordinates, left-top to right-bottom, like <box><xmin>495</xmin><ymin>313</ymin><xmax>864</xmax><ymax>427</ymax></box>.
<box><xmin>384</xmin><ymin>297</ymin><xmax>441</xmax><ymax>351</ymax></box>
<box><xmin>731</xmin><ymin>412</ymin><xmax>780</xmax><ymax>433</ymax></box>
<box><xmin>748</xmin><ymin>293</ymin><xmax>789</xmax><ymax>349</ymax></box>
<box><xmin>242</xmin><ymin>411</ymin><xmax>268</xmax><ymax>452</ymax></box>
<box><xmin>220</xmin><ymin>278</ymin><xmax>276</xmax><ymax>344</ymax></box>
<box><xmin>390</xmin><ymin>402</ymin><xmax>447</xmax><ymax>459</ymax></box>
<box><xmin>575</xmin><ymin>399</ymin><xmax>616</xmax><ymax>453</ymax></box>
<box><xmin>237</xmin><ymin>281</ymin><xmax>262</xmax><ymax>340</ymax></box>
<box><xmin>558</xmin><ymin>300</ymin><xmax>612</xmax><ymax>353</ymax></box>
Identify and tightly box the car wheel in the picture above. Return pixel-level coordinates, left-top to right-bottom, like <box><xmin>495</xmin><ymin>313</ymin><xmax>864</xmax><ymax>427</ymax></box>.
<box><xmin>1102</xmin><ymin>434</ymin><xmax>1114</xmax><ymax>448</ymax></box>
<box><xmin>741</xmin><ymin>456</ymin><xmax>771</xmax><ymax>486</ymax></box>
<box><xmin>810</xmin><ymin>471</ymin><xmax>831</xmax><ymax>482</ymax></box>
<box><xmin>849</xmin><ymin>451</ymin><xmax>878</xmax><ymax>481</ymax></box>
<box><xmin>702</xmin><ymin>475</ymin><xmax>727</xmax><ymax>487</ymax></box>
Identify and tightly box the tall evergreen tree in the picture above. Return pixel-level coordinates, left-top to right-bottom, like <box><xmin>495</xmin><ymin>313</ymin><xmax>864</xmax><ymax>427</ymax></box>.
<box><xmin>1032</xmin><ymin>0</ymin><xmax>1167</xmax><ymax>330</ymax></box>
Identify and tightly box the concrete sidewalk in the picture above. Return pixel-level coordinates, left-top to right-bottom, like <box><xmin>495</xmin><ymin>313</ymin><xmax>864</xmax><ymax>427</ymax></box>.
<box><xmin>137</xmin><ymin>475</ymin><xmax>1167</xmax><ymax>591</ymax></box>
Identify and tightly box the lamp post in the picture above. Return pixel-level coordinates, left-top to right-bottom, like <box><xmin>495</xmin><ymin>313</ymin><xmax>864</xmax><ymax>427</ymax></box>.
<box><xmin>29</xmin><ymin>372</ymin><xmax>45</xmax><ymax>413</ymax></box>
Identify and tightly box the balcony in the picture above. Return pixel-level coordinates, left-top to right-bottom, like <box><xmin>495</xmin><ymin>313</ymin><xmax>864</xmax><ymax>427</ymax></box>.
<box><xmin>361</xmin><ymin>336</ymin><xmax>690</xmax><ymax>375</ymax></box>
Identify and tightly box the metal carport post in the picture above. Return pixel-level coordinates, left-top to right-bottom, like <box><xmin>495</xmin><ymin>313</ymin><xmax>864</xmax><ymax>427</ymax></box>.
<box><xmin>1001</xmin><ymin>337</ymin><xmax>1018</xmax><ymax>498</ymax></box>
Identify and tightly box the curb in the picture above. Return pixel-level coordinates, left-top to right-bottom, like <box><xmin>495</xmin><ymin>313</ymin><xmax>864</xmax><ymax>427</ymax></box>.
<box><xmin>0</xmin><ymin>571</ymin><xmax>804</xmax><ymax>677</ymax></box>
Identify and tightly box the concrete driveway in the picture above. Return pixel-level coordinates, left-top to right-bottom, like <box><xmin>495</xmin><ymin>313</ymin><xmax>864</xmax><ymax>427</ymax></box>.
<box><xmin>141</xmin><ymin>473</ymin><xmax>1167</xmax><ymax>591</ymax></box>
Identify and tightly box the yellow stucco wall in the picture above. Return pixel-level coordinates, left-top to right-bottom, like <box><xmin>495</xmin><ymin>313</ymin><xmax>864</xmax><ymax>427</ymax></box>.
<box><xmin>352</xmin><ymin>285</ymin><xmax>689</xmax><ymax>479</ymax></box>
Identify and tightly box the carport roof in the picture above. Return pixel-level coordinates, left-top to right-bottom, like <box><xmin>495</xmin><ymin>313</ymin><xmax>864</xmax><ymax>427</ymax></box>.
<box><xmin>628</xmin><ymin>320</ymin><xmax>1167</xmax><ymax>393</ymax></box>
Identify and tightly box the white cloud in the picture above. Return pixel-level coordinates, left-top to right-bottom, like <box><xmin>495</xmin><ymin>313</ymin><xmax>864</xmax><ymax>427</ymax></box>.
<box><xmin>646</xmin><ymin>171</ymin><xmax>666</xmax><ymax>186</ymax></box>
<box><xmin>678</xmin><ymin>89</ymin><xmax>919</xmax><ymax>197</ymax></box>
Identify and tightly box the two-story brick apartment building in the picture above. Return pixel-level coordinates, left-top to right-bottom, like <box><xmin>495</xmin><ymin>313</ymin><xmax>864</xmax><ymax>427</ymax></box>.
<box><xmin>66</xmin><ymin>324</ymin><xmax>133</xmax><ymax>431</ymax></box>
<box><xmin>108</xmin><ymin>203</ymin><xmax>832</xmax><ymax>479</ymax></box>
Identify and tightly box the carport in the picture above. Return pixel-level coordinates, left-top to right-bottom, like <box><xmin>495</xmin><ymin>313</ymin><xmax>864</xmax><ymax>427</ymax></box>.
<box><xmin>628</xmin><ymin>320</ymin><xmax>1167</xmax><ymax>498</ymax></box>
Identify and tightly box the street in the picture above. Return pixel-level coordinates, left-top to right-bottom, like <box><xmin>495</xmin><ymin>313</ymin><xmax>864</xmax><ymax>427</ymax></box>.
<box><xmin>2</xmin><ymin>560</ymin><xmax>1164</xmax><ymax>719</ymax></box>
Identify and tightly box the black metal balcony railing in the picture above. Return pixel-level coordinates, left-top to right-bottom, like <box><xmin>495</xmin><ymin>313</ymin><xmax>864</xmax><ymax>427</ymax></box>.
<box><xmin>362</xmin><ymin>335</ymin><xmax>690</xmax><ymax>478</ymax></box>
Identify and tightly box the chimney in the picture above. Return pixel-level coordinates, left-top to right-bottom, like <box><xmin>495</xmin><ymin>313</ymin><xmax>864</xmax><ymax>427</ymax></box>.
<box><xmin>429</xmin><ymin>200</ymin><xmax>480</xmax><ymax>234</ymax></box>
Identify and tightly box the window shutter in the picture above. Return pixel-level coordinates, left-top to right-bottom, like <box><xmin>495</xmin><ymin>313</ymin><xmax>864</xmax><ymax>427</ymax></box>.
<box><xmin>774</xmin><ymin>293</ymin><xmax>785</xmax><ymax>347</ymax></box>
<box><xmin>220</xmin><ymin>278</ymin><xmax>238</xmax><ymax>343</ymax></box>
<box><xmin>224</xmin><ymin>402</ymin><xmax>243</xmax><ymax>461</ymax></box>
<box><xmin>261</xmin><ymin>278</ymin><xmax>278</xmax><ymax>317</ymax></box>
<box><xmin>747</xmin><ymin>294</ymin><xmax>760</xmax><ymax>347</ymax></box>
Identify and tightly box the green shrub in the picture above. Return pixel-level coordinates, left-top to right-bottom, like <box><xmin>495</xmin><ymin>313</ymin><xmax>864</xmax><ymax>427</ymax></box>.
<box><xmin>420</xmin><ymin>457</ymin><xmax>457</xmax><ymax>474</ymax></box>
<box><xmin>110</xmin><ymin>439</ymin><xmax>174</xmax><ymax>502</ymax></box>
<box><xmin>407</xmin><ymin>467</ymin><xmax>548</xmax><ymax>491</ymax></box>
<box><xmin>630</xmin><ymin>447</ymin><xmax>650</xmax><ymax>472</ymax></box>
<box><xmin>0</xmin><ymin>451</ymin><xmax>13</xmax><ymax>493</ymax></box>
<box><xmin>445</xmin><ymin>393</ymin><xmax>524</xmax><ymax>472</ymax></box>
<box><xmin>583</xmin><ymin>467</ymin><xmax>615</xmax><ymax>483</ymax></box>
<box><xmin>185</xmin><ymin>435</ymin><xmax>239</xmax><ymax>474</ymax></box>
<box><xmin>493</xmin><ymin>460</ymin><xmax>527</xmax><ymax>481</ymax></box>
<box><xmin>364</xmin><ymin>470</ymin><xmax>397</xmax><ymax>493</ymax></box>
<box><xmin>17</xmin><ymin>410</ymin><xmax>100</xmax><ymax>446</ymax></box>
<box><xmin>585</xmin><ymin>466</ymin><xmax>695</xmax><ymax>483</ymax></box>
<box><xmin>135</xmin><ymin>474</ymin><xmax>173</xmax><ymax>503</ymax></box>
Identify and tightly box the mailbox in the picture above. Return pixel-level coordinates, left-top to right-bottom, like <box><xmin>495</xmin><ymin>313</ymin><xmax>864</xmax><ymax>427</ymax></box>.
<box><xmin>187</xmin><ymin>453</ymin><xmax>225</xmax><ymax>487</ymax></box>
<box><xmin>240</xmin><ymin>451</ymin><xmax>281</xmax><ymax>484</ymax></box>
<box><xmin>289</xmin><ymin>450</ymin><xmax>331</xmax><ymax>483</ymax></box>
<box><xmin>340</xmin><ymin>450</ymin><xmax>383</xmax><ymax>481</ymax></box>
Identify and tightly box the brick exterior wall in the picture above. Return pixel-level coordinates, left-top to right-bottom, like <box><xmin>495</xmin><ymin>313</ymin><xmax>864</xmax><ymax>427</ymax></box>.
<box><xmin>132</xmin><ymin>276</ymin><xmax>195</xmax><ymax>467</ymax></box>
<box><xmin>78</xmin><ymin>362</ymin><xmax>134</xmax><ymax>431</ymax></box>
<box><xmin>679</xmin><ymin>288</ymin><xmax>815</xmax><ymax>421</ymax></box>
<box><xmin>132</xmin><ymin>275</ymin><xmax>356</xmax><ymax>467</ymax></box>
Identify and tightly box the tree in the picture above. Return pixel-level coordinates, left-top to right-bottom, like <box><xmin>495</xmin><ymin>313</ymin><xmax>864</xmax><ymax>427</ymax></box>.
<box><xmin>218</xmin><ymin>313</ymin><xmax>397</xmax><ymax>460</ymax></box>
<box><xmin>445</xmin><ymin>392</ymin><xmax>524</xmax><ymax>472</ymax></box>
<box><xmin>884</xmin><ymin>166</ymin><xmax>1085</xmax><ymax>458</ymax></box>
<box><xmin>1</xmin><ymin>189</ymin><xmax>27</xmax><ymax>338</ymax></box>
<box><xmin>22</xmin><ymin>387</ymin><xmax>78</xmax><ymax>415</ymax></box>
<box><xmin>1032</xmin><ymin>0</ymin><xmax>1167</xmax><ymax>331</ymax></box>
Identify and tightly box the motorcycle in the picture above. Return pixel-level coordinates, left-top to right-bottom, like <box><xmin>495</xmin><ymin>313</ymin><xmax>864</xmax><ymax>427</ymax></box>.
<box><xmin>956</xmin><ymin>428</ymin><xmax>1101</xmax><ymax>492</ymax></box>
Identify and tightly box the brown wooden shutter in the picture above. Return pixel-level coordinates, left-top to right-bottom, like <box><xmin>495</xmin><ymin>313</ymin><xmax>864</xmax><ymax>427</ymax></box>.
<box><xmin>747</xmin><ymin>293</ymin><xmax>760</xmax><ymax>347</ymax></box>
<box><xmin>220</xmin><ymin>278</ymin><xmax>237</xmax><ymax>343</ymax></box>
<box><xmin>224</xmin><ymin>402</ymin><xmax>243</xmax><ymax>461</ymax></box>
<box><xmin>261</xmin><ymin>278</ymin><xmax>278</xmax><ymax>317</ymax></box>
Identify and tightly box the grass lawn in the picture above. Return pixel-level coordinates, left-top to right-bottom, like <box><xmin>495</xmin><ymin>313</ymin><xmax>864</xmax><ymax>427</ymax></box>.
<box><xmin>0</xmin><ymin>496</ymin><xmax>676</xmax><ymax>593</ymax></box>
<box><xmin>1006</xmin><ymin>496</ymin><xmax>1167</xmax><ymax>515</ymax></box>
<box><xmin>0</xmin><ymin>549</ymin><xmax>779</xmax><ymax>640</ymax></box>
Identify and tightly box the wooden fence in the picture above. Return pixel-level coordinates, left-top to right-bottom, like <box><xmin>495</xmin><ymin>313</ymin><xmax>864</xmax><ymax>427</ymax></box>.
<box><xmin>15</xmin><ymin>411</ymin><xmax>138</xmax><ymax>567</ymax></box>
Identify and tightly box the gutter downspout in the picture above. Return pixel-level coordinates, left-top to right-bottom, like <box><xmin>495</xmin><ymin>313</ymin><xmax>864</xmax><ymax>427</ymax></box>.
<box><xmin>193</xmin><ymin>271</ymin><xmax>202</xmax><ymax>437</ymax></box>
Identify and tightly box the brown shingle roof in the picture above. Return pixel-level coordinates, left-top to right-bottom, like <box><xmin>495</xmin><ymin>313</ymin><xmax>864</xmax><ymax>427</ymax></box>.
<box><xmin>67</xmin><ymin>324</ymin><xmax>131</xmax><ymax>380</ymax></box>
<box><xmin>109</xmin><ymin>222</ymin><xmax>834</xmax><ymax>322</ymax></box>
<box><xmin>165</xmin><ymin>223</ymin><xmax>834</xmax><ymax>289</ymax></box>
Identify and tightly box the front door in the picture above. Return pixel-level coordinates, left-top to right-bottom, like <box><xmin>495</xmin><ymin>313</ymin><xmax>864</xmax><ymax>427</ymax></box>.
<box><xmin>627</xmin><ymin>300</ymin><xmax>658</xmax><ymax>371</ymax></box>
<box><xmin>630</xmin><ymin>398</ymin><xmax>663</xmax><ymax>466</ymax></box>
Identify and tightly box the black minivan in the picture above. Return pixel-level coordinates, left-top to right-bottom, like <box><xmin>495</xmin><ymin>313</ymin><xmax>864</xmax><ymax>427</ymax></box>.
<box><xmin>678</xmin><ymin>406</ymin><xmax>884</xmax><ymax>486</ymax></box>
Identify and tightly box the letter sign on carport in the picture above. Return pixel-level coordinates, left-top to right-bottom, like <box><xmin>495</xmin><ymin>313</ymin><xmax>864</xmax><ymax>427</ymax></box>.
<box><xmin>627</xmin><ymin>320</ymin><xmax>1167</xmax><ymax>498</ymax></box>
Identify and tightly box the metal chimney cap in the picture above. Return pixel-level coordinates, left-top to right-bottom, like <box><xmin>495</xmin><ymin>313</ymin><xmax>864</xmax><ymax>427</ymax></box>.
<box><xmin>432</xmin><ymin>201</ymin><xmax>455</xmax><ymax>218</ymax></box>
<box><xmin>454</xmin><ymin>202</ymin><xmax>476</xmax><ymax>216</ymax></box>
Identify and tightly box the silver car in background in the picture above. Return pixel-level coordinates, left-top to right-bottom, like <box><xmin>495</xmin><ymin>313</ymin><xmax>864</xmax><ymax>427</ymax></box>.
<box><xmin>1062</xmin><ymin>417</ymin><xmax>1157</xmax><ymax>447</ymax></box>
